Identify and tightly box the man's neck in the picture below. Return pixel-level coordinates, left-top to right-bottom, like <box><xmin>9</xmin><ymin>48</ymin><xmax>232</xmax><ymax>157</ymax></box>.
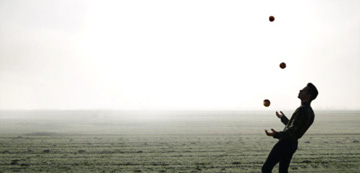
<box><xmin>301</xmin><ymin>100</ymin><xmax>311</xmax><ymax>106</ymax></box>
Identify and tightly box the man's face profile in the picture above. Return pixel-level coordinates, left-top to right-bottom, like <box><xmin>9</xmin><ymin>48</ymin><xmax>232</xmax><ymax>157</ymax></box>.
<box><xmin>298</xmin><ymin>86</ymin><xmax>310</xmax><ymax>100</ymax></box>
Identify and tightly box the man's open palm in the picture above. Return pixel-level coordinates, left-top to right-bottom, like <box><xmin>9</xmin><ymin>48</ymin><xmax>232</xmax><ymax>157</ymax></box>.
<box><xmin>276</xmin><ymin>111</ymin><xmax>285</xmax><ymax>118</ymax></box>
<box><xmin>265</xmin><ymin>129</ymin><xmax>278</xmax><ymax>136</ymax></box>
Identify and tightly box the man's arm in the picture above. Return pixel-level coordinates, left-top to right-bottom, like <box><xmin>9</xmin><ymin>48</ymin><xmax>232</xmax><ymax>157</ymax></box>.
<box><xmin>276</xmin><ymin>111</ymin><xmax>289</xmax><ymax>125</ymax></box>
<box><xmin>273</xmin><ymin>109</ymin><xmax>307</xmax><ymax>139</ymax></box>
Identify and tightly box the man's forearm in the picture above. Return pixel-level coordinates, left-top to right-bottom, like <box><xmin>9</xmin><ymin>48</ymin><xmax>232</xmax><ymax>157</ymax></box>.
<box><xmin>281</xmin><ymin>116</ymin><xmax>289</xmax><ymax>125</ymax></box>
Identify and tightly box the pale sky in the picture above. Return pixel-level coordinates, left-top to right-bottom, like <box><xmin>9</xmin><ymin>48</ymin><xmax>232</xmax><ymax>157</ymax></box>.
<box><xmin>0</xmin><ymin>0</ymin><xmax>359</xmax><ymax>110</ymax></box>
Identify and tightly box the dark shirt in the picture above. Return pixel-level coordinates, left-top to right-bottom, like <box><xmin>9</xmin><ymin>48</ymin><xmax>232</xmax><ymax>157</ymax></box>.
<box><xmin>273</xmin><ymin>102</ymin><xmax>315</xmax><ymax>141</ymax></box>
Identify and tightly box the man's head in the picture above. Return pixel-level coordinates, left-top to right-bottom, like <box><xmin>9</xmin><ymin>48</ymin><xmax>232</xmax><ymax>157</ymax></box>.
<box><xmin>298</xmin><ymin>83</ymin><xmax>318</xmax><ymax>102</ymax></box>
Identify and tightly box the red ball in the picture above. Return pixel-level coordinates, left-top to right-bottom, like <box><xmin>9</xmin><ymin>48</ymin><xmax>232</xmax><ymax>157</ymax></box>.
<box><xmin>263</xmin><ymin>99</ymin><xmax>271</xmax><ymax>107</ymax></box>
<box><xmin>269</xmin><ymin>16</ymin><xmax>275</xmax><ymax>22</ymax></box>
<box><xmin>280</xmin><ymin>62</ymin><xmax>286</xmax><ymax>69</ymax></box>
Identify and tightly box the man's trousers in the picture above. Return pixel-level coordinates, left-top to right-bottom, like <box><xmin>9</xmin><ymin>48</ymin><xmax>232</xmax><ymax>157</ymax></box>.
<box><xmin>262</xmin><ymin>139</ymin><xmax>298</xmax><ymax>173</ymax></box>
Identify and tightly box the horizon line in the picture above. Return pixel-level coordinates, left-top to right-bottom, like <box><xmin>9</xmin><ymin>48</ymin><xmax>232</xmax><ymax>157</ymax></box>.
<box><xmin>1</xmin><ymin>109</ymin><xmax>359</xmax><ymax>112</ymax></box>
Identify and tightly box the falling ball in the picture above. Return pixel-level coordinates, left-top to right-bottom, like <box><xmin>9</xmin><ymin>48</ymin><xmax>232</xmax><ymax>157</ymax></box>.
<box><xmin>280</xmin><ymin>62</ymin><xmax>286</xmax><ymax>69</ymax></box>
<box><xmin>269</xmin><ymin>16</ymin><xmax>275</xmax><ymax>22</ymax></box>
<box><xmin>263</xmin><ymin>99</ymin><xmax>271</xmax><ymax>107</ymax></box>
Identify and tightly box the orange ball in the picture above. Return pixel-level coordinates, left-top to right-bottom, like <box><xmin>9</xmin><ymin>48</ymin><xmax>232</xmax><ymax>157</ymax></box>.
<box><xmin>263</xmin><ymin>99</ymin><xmax>271</xmax><ymax>107</ymax></box>
<box><xmin>280</xmin><ymin>62</ymin><xmax>286</xmax><ymax>69</ymax></box>
<box><xmin>269</xmin><ymin>16</ymin><xmax>275</xmax><ymax>22</ymax></box>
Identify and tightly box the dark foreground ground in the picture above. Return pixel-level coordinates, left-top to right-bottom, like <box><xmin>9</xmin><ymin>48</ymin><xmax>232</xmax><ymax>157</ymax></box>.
<box><xmin>0</xmin><ymin>110</ymin><xmax>359</xmax><ymax>172</ymax></box>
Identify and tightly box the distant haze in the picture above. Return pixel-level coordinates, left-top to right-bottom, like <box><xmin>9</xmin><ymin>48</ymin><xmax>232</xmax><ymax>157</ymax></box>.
<box><xmin>1</xmin><ymin>0</ymin><xmax>359</xmax><ymax>110</ymax></box>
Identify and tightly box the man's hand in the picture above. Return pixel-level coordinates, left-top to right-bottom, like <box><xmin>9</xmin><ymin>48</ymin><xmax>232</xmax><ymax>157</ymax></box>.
<box><xmin>276</xmin><ymin>111</ymin><xmax>285</xmax><ymax>118</ymax></box>
<box><xmin>265</xmin><ymin>128</ymin><xmax>278</xmax><ymax>136</ymax></box>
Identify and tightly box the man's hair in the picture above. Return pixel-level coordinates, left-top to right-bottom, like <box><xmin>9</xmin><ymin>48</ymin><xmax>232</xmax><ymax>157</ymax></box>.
<box><xmin>307</xmin><ymin>83</ymin><xmax>318</xmax><ymax>101</ymax></box>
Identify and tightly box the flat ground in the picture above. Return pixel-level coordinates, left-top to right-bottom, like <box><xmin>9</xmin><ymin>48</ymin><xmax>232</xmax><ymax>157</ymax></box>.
<box><xmin>0</xmin><ymin>110</ymin><xmax>359</xmax><ymax>172</ymax></box>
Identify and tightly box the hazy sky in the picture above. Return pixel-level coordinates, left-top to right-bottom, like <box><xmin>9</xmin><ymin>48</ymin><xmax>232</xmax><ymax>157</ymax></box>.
<box><xmin>0</xmin><ymin>0</ymin><xmax>359</xmax><ymax>110</ymax></box>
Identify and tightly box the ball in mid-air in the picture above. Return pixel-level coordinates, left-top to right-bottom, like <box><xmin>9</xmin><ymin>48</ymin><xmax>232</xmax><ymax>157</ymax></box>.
<box><xmin>269</xmin><ymin>16</ymin><xmax>275</xmax><ymax>22</ymax></box>
<box><xmin>263</xmin><ymin>99</ymin><xmax>271</xmax><ymax>107</ymax></box>
<box><xmin>280</xmin><ymin>62</ymin><xmax>286</xmax><ymax>69</ymax></box>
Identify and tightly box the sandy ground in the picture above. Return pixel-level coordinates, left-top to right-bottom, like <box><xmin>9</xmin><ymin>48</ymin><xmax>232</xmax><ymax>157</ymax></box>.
<box><xmin>0</xmin><ymin>110</ymin><xmax>359</xmax><ymax>172</ymax></box>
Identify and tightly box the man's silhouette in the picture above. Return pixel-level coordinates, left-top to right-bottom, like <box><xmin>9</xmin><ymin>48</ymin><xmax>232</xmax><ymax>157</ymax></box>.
<box><xmin>262</xmin><ymin>83</ymin><xmax>318</xmax><ymax>173</ymax></box>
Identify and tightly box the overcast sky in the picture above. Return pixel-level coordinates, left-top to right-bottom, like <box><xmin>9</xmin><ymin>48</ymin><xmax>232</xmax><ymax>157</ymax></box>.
<box><xmin>0</xmin><ymin>0</ymin><xmax>359</xmax><ymax>110</ymax></box>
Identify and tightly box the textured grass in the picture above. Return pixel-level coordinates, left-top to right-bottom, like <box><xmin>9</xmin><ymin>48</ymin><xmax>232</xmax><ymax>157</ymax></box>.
<box><xmin>0</xmin><ymin>110</ymin><xmax>359</xmax><ymax>172</ymax></box>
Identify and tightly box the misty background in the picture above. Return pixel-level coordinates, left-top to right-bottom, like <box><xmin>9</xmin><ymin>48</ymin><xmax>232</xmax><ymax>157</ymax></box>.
<box><xmin>1</xmin><ymin>0</ymin><xmax>359</xmax><ymax>111</ymax></box>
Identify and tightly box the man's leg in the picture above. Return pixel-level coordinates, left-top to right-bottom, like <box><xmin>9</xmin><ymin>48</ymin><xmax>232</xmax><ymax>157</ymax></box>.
<box><xmin>278</xmin><ymin>153</ymin><xmax>294</xmax><ymax>173</ymax></box>
<box><xmin>262</xmin><ymin>141</ymin><xmax>284</xmax><ymax>173</ymax></box>
<box><xmin>278</xmin><ymin>141</ymin><xmax>298</xmax><ymax>173</ymax></box>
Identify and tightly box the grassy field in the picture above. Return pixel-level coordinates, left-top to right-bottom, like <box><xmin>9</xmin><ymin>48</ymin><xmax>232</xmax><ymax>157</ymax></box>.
<box><xmin>0</xmin><ymin>110</ymin><xmax>359</xmax><ymax>172</ymax></box>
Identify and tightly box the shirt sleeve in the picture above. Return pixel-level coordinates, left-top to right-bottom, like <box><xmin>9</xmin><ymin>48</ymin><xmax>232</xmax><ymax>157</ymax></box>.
<box><xmin>274</xmin><ymin>108</ymin><xmax>307</xmax><ymax>139</ymax></box>
<box><xmin>280</xmin><ymin>115</ymin><xmax>289</xmax><ymax>125</ymax></box>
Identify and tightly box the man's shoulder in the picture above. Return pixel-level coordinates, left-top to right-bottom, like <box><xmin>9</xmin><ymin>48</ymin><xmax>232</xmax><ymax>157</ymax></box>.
<box><xmin>299</xmin><ymin>104</ymin><xmax>313</xmax><ymax>110</ymax></box>
<box><xmin>296</xmin><ymin>105</ymin><xmax>307</xmax><ymax>112</ymax></box>
<box><xmin>297</xmin><ymin>105</ymin><xmax>314</xmax><ymax>115</ymax></box>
